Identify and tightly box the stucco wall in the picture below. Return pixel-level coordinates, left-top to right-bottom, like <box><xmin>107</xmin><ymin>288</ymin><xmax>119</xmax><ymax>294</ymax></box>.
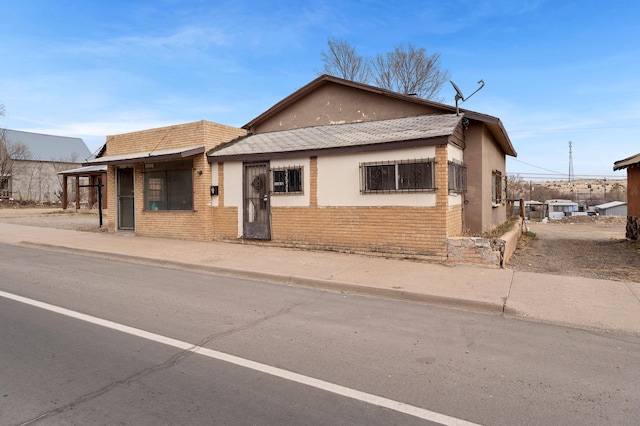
<box><xmin>463</xmin><ymin>122</ymin><xmax>507</xmax><ymax>234</ymax></box>
<box><xmin>250</xmin><ymin>82</ymin><xmax>445</xmax><ymax>133</ymax></box>
<box><xmin>317</xmin><ymin>147</ymin><xmax>438</xmax><ymax>207</ymax></box>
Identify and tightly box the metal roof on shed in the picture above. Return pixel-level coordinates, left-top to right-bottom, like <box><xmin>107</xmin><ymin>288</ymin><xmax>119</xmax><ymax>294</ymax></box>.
<box><xmin>208</xmin><ymin>114</ymin><xmax>462</xmax><ymax>161</ymax></box>
<box><xmin>594</xmin><ymin>201</ymin><xmax>627</xmax><ymax>209</ymax></box>
<box><xmin>2</xmin><ymin>129</ymin><xmax>91</xmax><ymax>161</ymax></box>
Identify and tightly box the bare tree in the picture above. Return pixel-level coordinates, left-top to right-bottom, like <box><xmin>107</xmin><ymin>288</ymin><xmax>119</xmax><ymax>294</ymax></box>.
<box><xmin>319</xmin><ymin>37</ymin><xmax>372</xmax><ymax>83</ymax></box>
<box><xmin>1</xmin><ymin>103</ymin><xmax>30</xmax><ymax>197</ymax></box>
<box><xmin>318</xmin><ymin>39</ymin><xmax>449</xmax><ymax>101</ymax></box>
<box><xmin>51</xmin><ymin>152</ymin><xmax>81</xmax><ymax>204</ymax></box>
<box><xmin>372</xmin><ymin>44</ymin><xmax>449</xmax><ymax>101</ymax></box>
<box><xmin>0</xmin><ymin>127</ymin><xmax>31</xmax><ymax>198</ymax></box>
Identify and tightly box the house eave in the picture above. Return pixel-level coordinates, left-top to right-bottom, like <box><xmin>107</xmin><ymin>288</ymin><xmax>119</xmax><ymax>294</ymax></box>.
<box><xmin>86</xmin><ymin>146</ymin><xmax>205</xmax><ymax>166</ymax></box>
<box><xmin>208</xmin><ymin>136</ymin><xmax>450</xmax><ymax>163</ymax></box>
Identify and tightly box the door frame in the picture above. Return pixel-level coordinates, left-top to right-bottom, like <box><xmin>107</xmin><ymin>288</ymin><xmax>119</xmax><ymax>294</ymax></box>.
<box><xmin>242</xmin><ymin>162</ymin><xmax>271</xmax><ymax>240</ymax></box>
<box><xmin>117</xmin><ymin>167</ymin><xmax>135</xmax><ymax>231</ymax></box>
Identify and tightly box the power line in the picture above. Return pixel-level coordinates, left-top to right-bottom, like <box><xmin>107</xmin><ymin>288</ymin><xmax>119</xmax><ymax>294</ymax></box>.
<box><xmin>508</xmin><ymin>158</ymin><xmax>566</xmax><ymax>175</ymax></box>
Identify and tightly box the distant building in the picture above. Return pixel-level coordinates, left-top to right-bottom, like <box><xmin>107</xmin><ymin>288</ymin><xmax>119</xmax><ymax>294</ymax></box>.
<box><xmin>1</xmin><ymin>129</ymin><xmax>91</xmax><ymax>203</ymax></box>
<box><xmin>544</xmin><ymin>199</ymin><xmax>579</xmax><ymax>220</ymax></box>
<box><xmin>594</xmin><ymin>201</ymin><xmax>627</xmax><ymax>217</ymax></box>
<box><xmin>613</xmin><ymin>153</ymin><xmax>640</xmax><ymax>239</ymax></box>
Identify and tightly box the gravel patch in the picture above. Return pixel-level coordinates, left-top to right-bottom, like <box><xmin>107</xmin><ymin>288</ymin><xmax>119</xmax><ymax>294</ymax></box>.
<box><xmin>0</xmin><ymin>207</ymin><xmax>108</xmax><ymax>232</ymax></box>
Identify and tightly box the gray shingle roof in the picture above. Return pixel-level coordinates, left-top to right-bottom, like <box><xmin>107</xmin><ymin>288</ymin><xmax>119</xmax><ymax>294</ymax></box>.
<box><xmin>2</xmin><ymin>129</ymin><xmax>91</xmax><ymax>162</ymax></box>
<box><xmin>209</xmin><ymin>114</ymin><xmax>462</xmax><ymax>159</ymax></box>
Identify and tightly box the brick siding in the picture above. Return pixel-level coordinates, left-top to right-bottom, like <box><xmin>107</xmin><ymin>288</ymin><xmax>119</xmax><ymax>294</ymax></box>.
<box><xmin>270</xmin><ymin>205</ymin><xmax>449</xmax><ymax>259</ymax></box>
<box><xmin>104</xmin><ymin>121</ymin><xmax>245</xmax><ymax>238</ymax></box>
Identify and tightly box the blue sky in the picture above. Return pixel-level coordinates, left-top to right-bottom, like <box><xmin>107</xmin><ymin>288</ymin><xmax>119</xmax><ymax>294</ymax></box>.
<box><xmin>1</xmin><ymin>0</ymin><xmax>637</xmax><ymax>180</ymax></box>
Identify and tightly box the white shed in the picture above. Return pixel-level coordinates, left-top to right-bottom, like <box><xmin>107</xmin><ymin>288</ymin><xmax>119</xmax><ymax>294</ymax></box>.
<box><xmin>595</xmin><ymin>201</ymin><xmax>627</xmax><ymax>217</ymax></box>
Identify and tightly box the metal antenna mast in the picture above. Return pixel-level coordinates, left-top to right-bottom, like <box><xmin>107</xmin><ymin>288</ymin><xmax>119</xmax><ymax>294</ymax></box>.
<box><xmin>568</xmin><ymin>141</ymin><xmax>574</xmax><ymax>184</ymax></box>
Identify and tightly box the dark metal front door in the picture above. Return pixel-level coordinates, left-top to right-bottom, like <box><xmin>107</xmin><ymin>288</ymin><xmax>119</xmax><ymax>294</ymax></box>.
<box><xmin>117</xmin><ymin>168</ymin><xmax>135</xmax><ymax>230</ymax></box>
<box><xmin>243</xmin><ymin>162</ymin><xmax>271</xmax><ymax>240</ymax></box>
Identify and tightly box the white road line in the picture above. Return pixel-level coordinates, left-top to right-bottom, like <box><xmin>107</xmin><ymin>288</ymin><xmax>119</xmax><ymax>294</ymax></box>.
<box><xmin>1</xmin><ymin>290</ymin><xmax>482</xmax><ymax>426</ymax></box>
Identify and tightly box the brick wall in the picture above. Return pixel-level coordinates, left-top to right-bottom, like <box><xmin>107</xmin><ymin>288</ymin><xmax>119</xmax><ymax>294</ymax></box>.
<box><xmin>270</xmin><ymin>205</ymin><xmax>449</xmax><ymax>259</ymax></box>
<box><xmin>104</xmin><ymin>121</ymin><xmax>245</xmax><ymax>238</ymax></box>
<box><xmin>104</xmin><ymin>121</ymin><xmax>246</xmax><ymax>155</ymax></box>
<box><xmin>212</xmin><ymin>207</ymin><xmax>239</xmax><ymax>239</ymax></box>
<box><xmin>447</xmin><ymin>204</ymin><xmax>463</xmax><ymax>236</ymax></box>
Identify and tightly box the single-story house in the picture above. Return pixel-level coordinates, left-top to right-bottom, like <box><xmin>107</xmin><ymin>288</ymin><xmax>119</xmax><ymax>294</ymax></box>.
<box><xmin>1</xmin><ymin>128</ymin><xmax>91</xmax><ymax>203</ymax></box>
<box><xmin>207</xmin><ymin>75</ymin><xmax>517</xmax><ymax>260</ymax></box>
<box><xmin>85</xmin><ymin>76</ymin><xmax>517</xmax><ymax>260</ymax></box>
<box><xmin>613</xmin><ymin>153</ymin><xmax>640</xmax><ymax>239</ymax></box>
<box><xmin>594</xmin><ymin>201</ymin><xmax>627</xmax><ymax>217</ymax></box>
<box><xmin>86</xmin><ymin>120</ymin><xmax>247</xmax><ymax>239</ymax></box>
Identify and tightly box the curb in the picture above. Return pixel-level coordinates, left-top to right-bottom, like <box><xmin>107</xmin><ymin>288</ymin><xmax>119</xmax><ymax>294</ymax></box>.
<box><xmin>19</xmin><ymin>241</ymin><xmax>505</xmax><ymax>315</ymax></box>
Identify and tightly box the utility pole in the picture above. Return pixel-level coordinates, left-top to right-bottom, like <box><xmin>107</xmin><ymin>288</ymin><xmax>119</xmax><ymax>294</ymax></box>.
<box><xmin>568</xmin><ymin>141</ymin><xmax>574</xmax><ymax>185</ymax></box>
<box><xmin>568</xmin><ymin>141</ymin><xmax>574</xmax><ymax>201</ymax></box>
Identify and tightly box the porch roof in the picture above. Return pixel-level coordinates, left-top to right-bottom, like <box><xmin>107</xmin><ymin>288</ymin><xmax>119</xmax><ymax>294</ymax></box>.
<box><xmin>57</xmin><ymin>165</ymin><xmax>107</xmax><ymax>176</ymax></box>
<box><xmin>208</xmin><ymin>114</ymin><xmax>462</xmax><ymax>162</ymax></box>
<box><xmin>86</xmin><ymin>146</ymin><xmax>205</xmax><ymax>166</ymax></box>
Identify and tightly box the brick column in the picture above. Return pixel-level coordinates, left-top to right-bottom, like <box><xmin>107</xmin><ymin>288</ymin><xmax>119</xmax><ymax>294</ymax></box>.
<box><xmin>435</xmin><ymin>145</ymin><xmax>448</xmax><ymax>209</ymax></box>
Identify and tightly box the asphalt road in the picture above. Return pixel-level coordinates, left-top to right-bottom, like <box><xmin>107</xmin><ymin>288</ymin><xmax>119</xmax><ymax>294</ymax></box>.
<box><xmin>1</xmin><ymin>244</ymin><xmax>639</xmax><ymax>425</ymax></box>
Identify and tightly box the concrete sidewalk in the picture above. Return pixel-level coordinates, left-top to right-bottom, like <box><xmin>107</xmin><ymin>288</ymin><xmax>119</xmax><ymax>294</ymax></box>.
<box><xmin>1</xmin><ymin>222</ymin><xmax>639</xmax><ymax>336</ymax></box>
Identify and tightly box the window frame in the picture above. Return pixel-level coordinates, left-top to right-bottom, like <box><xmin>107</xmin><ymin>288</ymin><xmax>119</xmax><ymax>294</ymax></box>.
<box><xmin>143</xmin><ymin>159</ymin><xmax>195</xmax><ymax>211</ymax></box>
<box><xmin>359</xmin><ymin>158</ymin><xmax>436</xmax><ymax>194</ymax></box>
<box><xmin>448</xmin><ymin>160</ymin><xmax>467</xmax><ymax>194</ymax></box>
<box><xmin>492</xmin><ymin>170</ymin><xmax>503</xmax><ymax>204</ymax></box>
<box><xmin>271</xmin><ymin>165</ymin><xmax>304</xmax><ymax>195</ymax></box>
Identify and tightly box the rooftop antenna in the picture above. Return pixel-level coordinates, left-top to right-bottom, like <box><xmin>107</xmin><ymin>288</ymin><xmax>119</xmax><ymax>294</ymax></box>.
<box><xmin>450</xmin><ymin>80</ymin><xmax>485</xmax><ymax>116</ymax></box>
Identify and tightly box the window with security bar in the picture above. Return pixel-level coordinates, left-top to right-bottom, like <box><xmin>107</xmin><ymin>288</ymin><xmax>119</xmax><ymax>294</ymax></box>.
<box><xmin>360</xmin><ymin>159</ymin><xmax>436</xmax><ymax>193</ymax></box>
<box><xmin>448</xmin><ymin>160</ymin><xmax>467</xmax><ymax>193</ymax></box>
<box><xmin>492</xmin><ymin>170</ymin><xmax>503</xmax><ymax>203</ymax></box>
<box><xmin>272</xmin><ymin>166</ymin><xmax>303</xmax><ymax>194</ymax></box>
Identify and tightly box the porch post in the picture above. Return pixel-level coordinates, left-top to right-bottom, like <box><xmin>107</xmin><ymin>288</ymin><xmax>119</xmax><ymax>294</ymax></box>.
<box><xmin>88</xmin><ymin>175</ymin><xmax>96</xmax><ymax>208</ymax></box>
<box><xmin>62</xmin><ymin>175</ymin><xmax>68</xmax><ymax>210</ymax></box>
<box><xmin>75</xmin><ymin>176</ymin><xmax>80</xmax><ymax>210</ymax></box>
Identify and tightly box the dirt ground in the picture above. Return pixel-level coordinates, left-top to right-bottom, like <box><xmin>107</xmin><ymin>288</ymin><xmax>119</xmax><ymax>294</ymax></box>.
<box><xmin>0</xmin><ymin>206</ymin><xmax>109</xmax><ymax>232</ymax></box>
<box><xmin>509</xmin><ymin>216</ymin><xmax>640</xmax><ymax>283</ymax></box>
